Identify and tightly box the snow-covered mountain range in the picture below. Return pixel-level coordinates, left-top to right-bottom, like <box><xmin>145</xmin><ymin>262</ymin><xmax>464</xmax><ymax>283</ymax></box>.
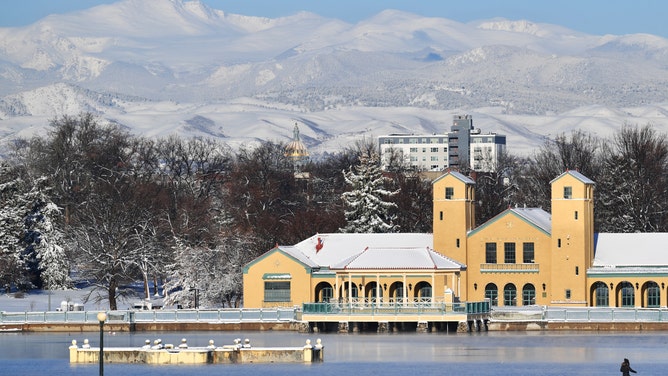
<box><xmin>1</xmin><ymin>0</ymin><xmax>667</xmax><ymax>156</ymax></box>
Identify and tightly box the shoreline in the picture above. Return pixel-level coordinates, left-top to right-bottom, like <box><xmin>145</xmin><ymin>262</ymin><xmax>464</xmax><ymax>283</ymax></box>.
<box><xmin>5</xmin><ymin>320</ymin><xmax>668</xmax><ymax>333</ymax></box>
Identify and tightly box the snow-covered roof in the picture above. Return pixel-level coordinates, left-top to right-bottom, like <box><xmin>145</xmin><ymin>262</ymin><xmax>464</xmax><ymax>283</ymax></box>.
<box><xmin>511</xmin><ymin>207</ymin><xmax>552</xmax><ymax>233</ymax></box>
<box><xmin>591</xmin><ymin>233</ymin><xmax>668</xmax><ymax>268</ymax></box>
<box><xmin>469</xmin><ymin>207</ymin><xmax>551</xmax><ymax>236</ymax></box>
<box><xmin>550</xmin><ymin>170</ymin><xmax>595</xmax><ymax>184</ymax></box>
<box><xmin>331</xmin><ymin>246</ymin><xmax>464</xmax><ymax>270</ymax></box>
<box><xmin>275</xmin><ymin>245</ymin><xmax>320</xmax><ymax>268</ymax></box>
<box><xmin>433</xmin><ymin>171</ymin><xmax>475</xmax><ymax>185</ymax></box>
<box><xmin>292</xmin><ymin>233</ymin><xmax>438</xmax><ymax>269</ymax></box>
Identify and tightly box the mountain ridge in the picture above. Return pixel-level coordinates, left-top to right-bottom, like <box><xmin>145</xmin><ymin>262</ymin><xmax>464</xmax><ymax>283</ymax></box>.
<box><xmin>0</xmin><ymin>0</ymin><xmax>667</xmax><ymax>156</ymax></box>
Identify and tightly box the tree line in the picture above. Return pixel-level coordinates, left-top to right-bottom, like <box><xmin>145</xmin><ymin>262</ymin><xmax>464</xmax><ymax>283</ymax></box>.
<box><xmin>0</xmin><ymin>113</ymin><xmax>665</xmax><ymax>309</ymax></box>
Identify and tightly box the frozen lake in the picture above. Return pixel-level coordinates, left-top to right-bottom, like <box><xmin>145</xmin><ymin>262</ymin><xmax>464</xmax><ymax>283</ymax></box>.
<box><xmin>0</xmin><ymin>330</ymin><xmax>665</xmax><ymax>376</ymax></box>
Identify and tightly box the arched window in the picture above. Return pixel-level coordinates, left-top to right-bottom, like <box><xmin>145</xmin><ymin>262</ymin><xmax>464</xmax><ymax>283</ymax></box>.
<box><xmin>390</xmin><ymin>282</ymin><xmax>405</xmax><ymax>302</ymax></box>
<box><xmin>415</xmin><ymin>282</ymin><xmax>432</xmax><ymax>300</ymax></box>
<box><xmin>321</xmin><ymin>286</ymin><xmax>333</xmax><ymax>302</ymax></box>
<box><xmin>485</xmin><ymin>283</ymin><xmax>498</xmax><ymax>306</ymax></box>
<box><xmin>503</xmin><ymin>283</ymin><xmax>517</xmax><ymax>306</ymax></box>
<box><xmin>522</xmin><ymin>284</ymin><xmax>536</xmax><ymax>306</ymax></box>
<box><xmin>646</xmin><ymin>282</ymin><xmax>660</xmax><ymax>308</ymax></box>
<box><xmin>594</xmin><ymin>281</ymin><xmax>609</xmax><ymax>307</ymax></box>
<box><xmin>621</xmin><ymin>282</ymin><xmax>634</xmax><ymax>307</ymax></box>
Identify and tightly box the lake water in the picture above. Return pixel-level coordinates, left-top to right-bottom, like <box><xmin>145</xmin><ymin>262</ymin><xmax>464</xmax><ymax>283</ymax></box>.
<box><xmin>0</xmin><ymin>330</ymin><xmax>666</xmax><ymax>376</ymax></box>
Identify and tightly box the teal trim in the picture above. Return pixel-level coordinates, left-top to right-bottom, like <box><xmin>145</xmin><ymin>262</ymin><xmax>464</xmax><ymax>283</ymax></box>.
<box><xmin>468</xmin><ymin>210</ymin><xmax>550</xmax><ymax>237</ymax></box>
<box><xmin>263</xmin><ymin>273</ymin><xmax>291</xmax><ymax>280</ymax></box>
<box><xmin>334</xmin><ymin>274</ymin><xmax>436</xmax><ymax>278</ymax></box>
<box><xmin>587</xmin><ymin>272</ymin><xmax>668</xmax><ymax>278</ymax></box>
<box><xmin>312</xmin><ymin>273</ymin><xmax>336</xmax><ymax>278</ymax></box>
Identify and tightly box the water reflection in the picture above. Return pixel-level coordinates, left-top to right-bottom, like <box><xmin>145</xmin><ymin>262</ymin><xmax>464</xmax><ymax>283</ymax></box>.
<box><xmin>0</xmin><ymin>331</ymin><xmax>666</xmax><ymax>376</ymax></box>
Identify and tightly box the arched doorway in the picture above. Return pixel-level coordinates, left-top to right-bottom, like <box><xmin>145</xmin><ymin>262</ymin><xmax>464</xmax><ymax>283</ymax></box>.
<box><xmin>314</xmin><ymin>282</ymin><xmax>333</xmax><ymax>303</ymax></box>
<box><xmin>485</xmin><ymin>283</ymin><xmax>498</xmax><ymax>306</ymax></box>
<box><xmin>618</xmin><ymin>281</ymin><xmax>634</xmax><ymax>307</ymax></box>
<box><xmin>389</xmin><ymin>282</ymin><xmax>406</xmax><ymax>303</ymax></box>
<box><xmin>503</xmin><ymin>283</ymin><xmax>517</xmax><ymax>306</ymax></box>
<box><xmin>522</xmin><ymin>284</ymin><xmax>536</xmax><ymax>306</ymax></box>
<box><xmin>644</xmin><ymin>281</ymin><xmax>660</xmax><ymax>308</ymax></box>
<box><xmin>414</xmin><ymin>281</ymin><xmax>432</xmax><ymax>301</ymax></box>
<box><xmin>339</xmin><ymin>283</ymin><xmax>359</xmax><ymax>301</ymax></box>
<box><xmin>364</xmin><ymin>281</ymin><xmax>382</xmax><ymax>302</ymax></box>
<box><xmin>591</xmin><ymin>281</ymin><xmax>609</xmax><ymax>307</ymax></box>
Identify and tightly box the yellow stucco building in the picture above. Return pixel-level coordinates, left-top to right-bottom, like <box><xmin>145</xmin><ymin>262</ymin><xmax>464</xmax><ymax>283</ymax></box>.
<box><xmin>243</xmin><ymin>170</ymin><xmax>668</xmax><ymax>309</ymax></box>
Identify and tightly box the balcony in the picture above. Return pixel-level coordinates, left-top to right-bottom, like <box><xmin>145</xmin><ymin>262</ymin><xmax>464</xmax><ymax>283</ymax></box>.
<box><xmin>480</xmin><ymin>263</ymin><xmax>539</xmax><ymax>273</ymax></box>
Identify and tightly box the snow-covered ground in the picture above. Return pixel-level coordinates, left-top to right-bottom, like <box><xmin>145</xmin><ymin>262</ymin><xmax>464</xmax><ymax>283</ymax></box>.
<box><xmin>0</xmin><ymin>285</ymin><xmax>154</xmax><ymax>312</ymax></box>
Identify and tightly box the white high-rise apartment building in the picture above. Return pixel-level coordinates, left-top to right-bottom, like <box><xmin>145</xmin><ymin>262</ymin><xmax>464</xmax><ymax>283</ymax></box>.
<box><xmin>378</xmin><ymin>115</ymin><xmax>506</xmax><ymax>172</ymax></box>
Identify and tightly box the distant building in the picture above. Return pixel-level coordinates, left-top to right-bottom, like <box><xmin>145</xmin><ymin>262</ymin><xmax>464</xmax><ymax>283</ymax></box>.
<box><xmin>378</xmin><ymin>115</ymin><xmax>506</xmax><ymax>172</ymax></box>
<box><xmin>284</xmin><ymin>123</ymin><xmax>310</xmax><ymax>176</ymax></box>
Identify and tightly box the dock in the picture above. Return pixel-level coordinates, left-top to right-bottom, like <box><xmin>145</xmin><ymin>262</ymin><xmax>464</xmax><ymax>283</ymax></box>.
<box><xmin>69</xmin><ymin>337</ymin><xmax>324</xmax><ymax>364</ymax></box>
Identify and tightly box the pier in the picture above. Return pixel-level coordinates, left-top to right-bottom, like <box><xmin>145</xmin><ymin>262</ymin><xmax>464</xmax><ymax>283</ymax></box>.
<box><xmin>69</xmin><ymin>337</ymin><xmax>324</xmax><ymax>364</ymax></box>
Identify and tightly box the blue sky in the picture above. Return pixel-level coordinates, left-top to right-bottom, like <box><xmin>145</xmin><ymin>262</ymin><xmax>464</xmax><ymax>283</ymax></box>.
<box><xmin>2</xmin><ymin>0</ymin><xmax>667</xmax><ymax>38</ymax></box>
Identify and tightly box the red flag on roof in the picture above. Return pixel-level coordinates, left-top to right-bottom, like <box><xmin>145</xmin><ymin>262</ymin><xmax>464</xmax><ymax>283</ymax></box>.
<box><xmin>315</xmin><ymin>237</ymin><xmax>324</xmax><ymax>253</ymax></box>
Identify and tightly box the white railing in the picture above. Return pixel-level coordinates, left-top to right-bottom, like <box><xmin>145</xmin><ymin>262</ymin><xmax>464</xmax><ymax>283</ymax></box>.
<box><xmin>544</xmin><ymin>307</ymin><xmax>668</xmax><ymax>322</ymax></box>
<box><xmin>0</xmin><ymin>308</ymin><xmax>299</xmax><ymax>324</ymax></box>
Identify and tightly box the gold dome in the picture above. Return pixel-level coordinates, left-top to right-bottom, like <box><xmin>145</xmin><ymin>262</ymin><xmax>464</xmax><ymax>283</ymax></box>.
<box><xmin>285</xmin><ymin>123</ymin><xmax>309</xmax><ymax>158</ymax></box>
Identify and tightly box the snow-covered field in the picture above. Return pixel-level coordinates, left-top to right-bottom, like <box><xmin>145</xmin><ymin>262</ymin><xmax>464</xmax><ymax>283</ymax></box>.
<box><xmin>0</xmin><ymin>286</ymin><xmax>149</xmax><ymax>312</ymax></box>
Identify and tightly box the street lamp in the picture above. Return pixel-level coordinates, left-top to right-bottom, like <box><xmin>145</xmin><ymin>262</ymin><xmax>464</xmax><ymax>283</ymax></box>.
<box><xmin>97</xmin><ymin>311</ymin><xmax>107</xmax><ymax>376</ymax></box>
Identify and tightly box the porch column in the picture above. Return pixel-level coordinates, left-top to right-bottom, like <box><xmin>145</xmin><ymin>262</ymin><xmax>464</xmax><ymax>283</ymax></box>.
<box><xmin>403</xmin><ymin>274</ymin><xmax>407</xmax><ymax>307</ymax></box>
<box><xmin>335</xmin><ymin>275</ymin><xmax>339</xmax><ymax>301</ymax></box>
<box><xmin>376</xmin><ymin>274</ymin><xmax>381</xmax><ymax>303</ymax></box>
<box><xmin>431</xmin><ymin>274</ymin><xmax>436</xmax><ymax>307</ymax></box>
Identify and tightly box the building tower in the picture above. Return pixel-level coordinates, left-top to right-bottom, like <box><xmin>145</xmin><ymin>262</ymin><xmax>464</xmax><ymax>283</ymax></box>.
<box><xmin>549</xmin><ymin>170</ymin><xmax>595</xmax><ymax>307</ymax></box>
<box><xmin>432</xmin><ymin>171</ymin><xmax>476</xmax><ymax>300</ymax></box>
<box><xmin>448</xmin><ymin>115</ymin><xmax>474</xmax><ymax>169</ymax></box>
<box><xmin>284</xmin><ymin>123</ymin><xmax>310</xmax><ymax>175</ymax></box>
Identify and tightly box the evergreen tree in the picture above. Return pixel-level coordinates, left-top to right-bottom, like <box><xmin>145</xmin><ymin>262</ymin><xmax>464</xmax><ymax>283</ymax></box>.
<box><xmin>340</xmin><ymin>151</ymin><xmax>398</xmax><ymax>233</ymax></box>
<box><xmin>22</xmin><ymin>178</ymin><xmax>70</xmax><ymax>290</ymax></box>
<box><xmin>0</xmin><ymin>162</ymin><xmax>69</xmax><ymax>290</ymax></box>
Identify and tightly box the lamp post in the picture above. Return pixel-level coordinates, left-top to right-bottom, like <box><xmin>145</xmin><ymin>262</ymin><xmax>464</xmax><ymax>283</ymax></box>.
<box><xmin>97</xmin><ymin>311</ymin><xmax>107</xmax><ymax>376</ymax></box>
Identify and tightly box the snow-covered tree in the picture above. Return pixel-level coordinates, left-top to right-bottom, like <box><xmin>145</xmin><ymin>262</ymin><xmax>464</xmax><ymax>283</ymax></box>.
<box><xmin>22</xmin><ymin>181</ymin><xmax>70</xmax><ymax>290</ymax></box>
<box><xmin>0</xmin><ymin>162</ymin><xmax>27</xmax><ymax>290</ymax></box>
<box><xmin>340</xmin><ymin>150</ymin><xmax>399</xmax><ymax>233</ymax></box>
<box><xmin>597</xmin><ymin>124</ymin><xmax>668</xmax><ymax>232</ymax></box>
<box><xmin>0</xmin><ymin>162</ymin><xmax>69</xmax><ymax>290</ymax></box>
<box><xmin>164</xmin><ymin>235</ymin><xmax>254</xmax><ymax>308</ymax></box>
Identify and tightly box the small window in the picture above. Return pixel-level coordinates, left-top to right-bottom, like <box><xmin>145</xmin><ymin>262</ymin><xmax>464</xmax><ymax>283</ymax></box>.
<box><xmin>557</xmin><ymin>239</ymin><xmax>561</xmax><ymax>248</ymax></box>
<box><xmin>439</xmin><ymin>211</ymin><xmax>443</xmax><ymax>220</ymax></box>
<box><xmin>485</xmin><ymin>243</ymin><xmax>497</xmax><ymax>263</ymax></box>
<box><xmin>574</xmin><ymin>211</ymin><xmax>578</xmax><ymax>220</ymax></box>
<box><xmin>564</xmin><ymin>186</ymin><xmax>572</xmax><ymax>199</ymax></box>
<box><xmin>456</xmin><ymin>238</ymin><xmax>460</xmax><ymax>248</ymax></box>
<box><xmin>504</xmin><ymin>242</ymin><xmax>516</xmax><ymax>264</ymax></box>
<box><xmin>523</xmin><ymin>243</ymin><xmax>534</xmax><ymax>263</ymax></box>
<box><xmin>565</xmin><ymin>289</ymin><xmax>571</xmax><ymax>300</ymax></box>
<box><xmin>445</xmin><ymin>187</ymin><xmax>454</xmax><ymax>200</ymax></box>
<box><xmin>575</xmin><ymin>266</ymin><xmax>579</xmax><ymax>275</ymax></box>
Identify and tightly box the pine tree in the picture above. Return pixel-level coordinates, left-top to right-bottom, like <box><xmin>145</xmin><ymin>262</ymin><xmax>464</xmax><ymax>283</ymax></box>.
<box><xmin>340</xmin><ymin>151</ymin><xmax>399</xmax><ymax>233</ymax></box>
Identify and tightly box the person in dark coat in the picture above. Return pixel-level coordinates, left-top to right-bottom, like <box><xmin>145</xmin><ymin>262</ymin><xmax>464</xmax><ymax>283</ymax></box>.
<box><xmin>621</xmin><ymin>358</ymin><xmax>637</xmax><ymax>376</ymax></box>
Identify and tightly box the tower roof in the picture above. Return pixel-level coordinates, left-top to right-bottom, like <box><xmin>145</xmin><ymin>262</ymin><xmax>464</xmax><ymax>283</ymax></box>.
<box><xmin>284</xmin><ymin>123</ymin><xmax>309</xmax><ymax>158</ymax></box>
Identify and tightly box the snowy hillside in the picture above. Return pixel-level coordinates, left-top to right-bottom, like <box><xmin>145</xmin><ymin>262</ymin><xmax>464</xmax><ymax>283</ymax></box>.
<box><xmin>0</xmin><ymin>0</ymin><xmax>667</xmax><ymax>156</ymax></box>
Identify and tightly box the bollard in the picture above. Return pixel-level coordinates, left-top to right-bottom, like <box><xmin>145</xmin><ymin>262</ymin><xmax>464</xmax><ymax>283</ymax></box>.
<box><xmin>69</xmin><ymin>340</ymin><xmax>78</xmax><ymax>363</ymax></box>
<box><xmin>313</xmin><ymin>338</ymin><xmax>323</xmax><ymax>362</ymax></box>
<box><xmin>303</xmin><ymin>339</ymin><xmax>312</xmax><ymax>362</ymax></box>
<box><xmin>178</xmin><ymin>338</ymin><xmax>188</xmax><ymax>349</ymax></box>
